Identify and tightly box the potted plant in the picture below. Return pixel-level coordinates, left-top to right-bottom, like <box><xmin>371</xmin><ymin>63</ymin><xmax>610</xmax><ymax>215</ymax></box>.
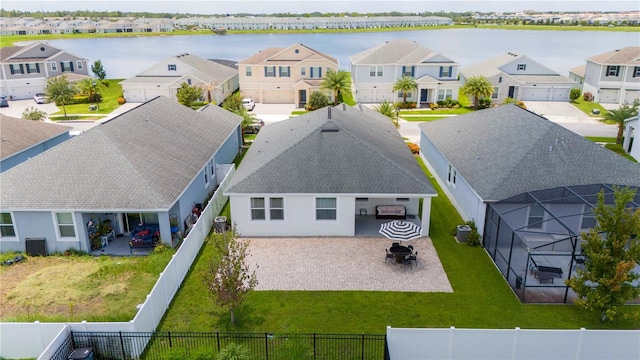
<box><xmin>170</xmin><ymin>218</ymin><xmax>179</xmax><ymax>234</ymax></box>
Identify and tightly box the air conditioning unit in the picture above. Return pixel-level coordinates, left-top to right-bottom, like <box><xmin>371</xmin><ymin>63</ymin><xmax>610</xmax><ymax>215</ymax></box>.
<box><xmin>68</xmin><ymin>347</ymin><xmax>94</xmax><ymax>360</ymax></box>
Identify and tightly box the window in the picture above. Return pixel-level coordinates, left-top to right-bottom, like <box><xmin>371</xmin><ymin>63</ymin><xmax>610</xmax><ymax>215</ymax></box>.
<box><xmin>26</xmin><ymin>63</ymin><xmax>40</xmax><ymax>74</ymax></box>
<box><xmin>60</xmin><ymin>61</ymin><xmax>73</xmax><ymax>72</ymax></box>
<box><xmin>397</xmin><ymin>91</ymin><xmax>412</xmax><ymax>99</ymax></box>
<box><xmin>279</xmin><ymin>66</ymin><xmax>290</xmax><ymax>77</ymax></box>
<box><xmin>265</xmin><ymin>66</ymin><xmax>276</xmax><ymax>77</ymax></box>
<box><xmin>606</xmin><ymin>66</ymin><xmax>620</xmax><ymax>77</ymax></box>
<box><xmin>439</xmin><ymin>66</ymin><xmax>452</xmax><ymax>77</ymax></box>
<box><xmin>527</xmin><ymin>204</ymin><xmax>545</xmax><ymax>230</ymax></box>
<box><xmin>246</xmin><ymin>66</ymin><xmax>252</xmax><ymax>76</ymax></box>
<box><xmin>580</xmin><ymin>205</ymin><xmax>597</xmax><ymax>230</ymax></box>
<box><xmin>210</xmin><ymin>159</ymin><xmax>215</xmax><ymax>176</ymax></box>
<box><xmin>402</xmin><ymin>66</ymin><xmax>414</xmax><ymax>77</ymax></box>
<box><xmin>270</xmin><ymin>198</ymin><xmax>284</xmax><ymax>220</ymax></box>
<box><xmin>204</xmin><ymin>164</ymin><xmax>209</xmax><ymax>184</ymax></box>
<box><xmin>498</xmin><ymin>76</ymin><xmax>503</xmax><ymax>83</ymax></box>
<box><xmin>0</xmin><ymin>213</ymin><xmax>16</xmax><ymax>237</ymax></box>
<box><xmin>250</xmin><ymin>198</ymin><xmax>265</xmax><ymax>220</ymax></box>
<box><xmin>168</xmin><ymin>64</ymin><xmax>177</xmax><ymax>71</ymax></box>
<box><xmin>316</xmin><ymin>197</ymin><xmax>336</xmax><ymax>220</ymax></box>
<box><xmin>55</xmin><ymin>212</ymin><xmax>75</xmax><ymax>237</ymax></box>
<box><xmin>634</xmin><ymin>67</ymin><xmax>640</xmax><ymax>78</ymax></box>
<box><xmin>187</xmin><ymin>79</ymin><xmax>192</xmax><ymax>85</ymax></box>
<box><xmin>369</xmin><ymin>66</ymin><xmax>383</xmax><ymax>77</ymax></box>
<box><xmin>396</xmin><ymin>198</ymin><xmax>410</xmax><ymax>202</ymax></box>
<box><xmin>301</xmin><ymin>67</ymin><xmax>306</xmax><ymax>76</ymax></box>
<box><xmin>50</xmin><ymin>62</ymin><xmax>57</xmax><ymax>71</ymax></box>
<box><xmin>517</xmin><ymin>63</ymin><xmax>527</xmax><ymax>71</ymax></box>
<box><xmin>447</xmin><ymin>164</ymin><xmax>457</xmax><ymax>185</ymax></box>
<box><xmin>310</xmin><ymin>66</ymin><xmax>322</xmax><ymax>78</ymax></box>
<box><xmin>437</xmin><ymin>89</ymin><xmax>453</xmax><ymax>101</ymax></box>
<box><xmin>76</xmin><ymin>61</ymin><xmax>83</xmax><ymax>70</ymax></box>
<box><xmin>355</xmin><ymin>197</ymin><xmax>369</xmax><ymax>202</ymax></box>
<box><xmin>491</xmin><ymin>87</ymin><xmax>499</xmax><ymax>100</ymax></box>
<box><xmin>9</xmin><ymin>64</ymin><xmax>24</xmax><ymax>75</ymax></box>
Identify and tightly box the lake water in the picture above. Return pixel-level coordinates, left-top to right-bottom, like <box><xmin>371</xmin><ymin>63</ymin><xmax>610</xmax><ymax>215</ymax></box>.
<box><xmin>44</xmin><ymin>29</ymin><xmax>639</xmax><ymax>79</ymax></box>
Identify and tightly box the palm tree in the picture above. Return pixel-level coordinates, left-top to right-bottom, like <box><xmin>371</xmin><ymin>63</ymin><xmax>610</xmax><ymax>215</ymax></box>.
<box><xmin>392</xmin><ymin>76</ymin><xmax>417</xmax><ymax>105</ymax></box>
<box><xmin>602</xmin><ymin>100</ymin><xmax>639</xmax><ymax>145</ymax></box>
<box><xmin>201</xmin><ymin>79</ymin><xmax>220</xmax><ymax>104</ymax></box>
<box><xmin>44</xmin><ymin>75</ymin><xmax>75</xmax><ymax>118</ymax></box>
<box><xmin>236</xmin><ymin>106</ymin><xmax>258</xmax><ymax>145</ymax></box>
<box><xmin>373</xmin><ymin>100</ymin><xmax>399</xmax><ymax>128</ymax></box>
<box><xmin>76</xmin><ymin>78</ymin><xmax>105</xmax><ymax>107</ymax></box>
<box><xmin>320</xmin><ymin>69</ymin><xmax>352</xmax><ymax>104</ymax></box>
<box><xmin>460</xmin><ymin>76</ymin><xmax>493</xmax><ymax>109</ymax></box>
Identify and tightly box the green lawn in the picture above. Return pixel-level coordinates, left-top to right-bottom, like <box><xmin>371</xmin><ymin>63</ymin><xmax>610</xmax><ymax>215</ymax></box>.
<box><xmin>570</xmin><ymin>97</ymin><xmax>608</xmax><ymax>119</ymax></box>
<box><xmin>52</xmin><ymin>79</ymin><xmax>124</xmax><ymax>117</ymax></box>
<box><xmin>400</xmin><ymin>116</ymin><xmax>447</xmax><ymax>122</ymax></box>
<box><xmin>585</xmin><ymin>136</ymin><xmax>616</xmax><ymax>143</ymax></box>
<box><xmin>158</xmin><ymin>157</ymin><xmax>640</xmax><ymax>333</ymax></box>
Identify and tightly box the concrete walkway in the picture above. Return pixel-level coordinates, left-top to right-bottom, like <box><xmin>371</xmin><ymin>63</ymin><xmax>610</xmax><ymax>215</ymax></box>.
<box><xmin>247</xmin><ymin>236</ymin><xmax>453</xmax><ymax>293</ymax></box>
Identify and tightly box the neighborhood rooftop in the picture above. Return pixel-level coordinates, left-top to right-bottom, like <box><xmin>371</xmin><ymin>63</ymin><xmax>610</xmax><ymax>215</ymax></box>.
<box><xmin>586</xmin><ymin>46</ymin><xmax>640</xmax><ymax>64</ymax></box>
<box><xmin>0</xmin><ymin>97</ymin><xmax>242</xmax><ymax>210</ymax></box>
<box><xmin>418</xmin><ymin>104</ymin><xmax>640</xmax><ymax>202</ymax></box>
<box><xmin>349</xmin><ymin>38</ymin><xmax>456</xmax><ymax>65</ymax></box>
<box><xmin>0</xmin><ymin>114</ymin><xmax>71</xmax><ymax>161</ymax></box>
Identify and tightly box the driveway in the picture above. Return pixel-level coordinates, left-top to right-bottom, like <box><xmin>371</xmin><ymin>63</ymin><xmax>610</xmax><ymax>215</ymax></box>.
<box><xmin>524</xmin><ymin>101</ymin><xmax>617</xmax><ymax>137</ymax></box>
<box><xmin>247</xmin><ymin>236</ymin><xmax>452</xmax><ymax>292</ymax></box>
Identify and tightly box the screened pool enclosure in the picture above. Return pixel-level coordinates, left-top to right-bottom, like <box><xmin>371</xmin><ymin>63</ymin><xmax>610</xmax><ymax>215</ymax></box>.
<box><xmin>482</xmin><ymin>184</ymin><xmax>640</xmax><ymax>303</ymax></box>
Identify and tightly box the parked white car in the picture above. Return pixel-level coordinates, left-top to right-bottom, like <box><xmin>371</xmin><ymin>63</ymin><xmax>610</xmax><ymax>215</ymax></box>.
<box><xmin>34</xmin><ymin>93</ymin><xmax>47</xmax><ymax>104</ymax></box>
<box><xmin>242</xmin><ymin>98</ymin><xmax>255</xmax><ymax>111</ymax></box>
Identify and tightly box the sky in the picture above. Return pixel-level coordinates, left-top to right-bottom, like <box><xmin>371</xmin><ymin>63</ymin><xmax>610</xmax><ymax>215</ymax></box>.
<box><xmin>2</xmin><ymin>0</ymin><xmax>638</xmax><ymax>15</ymax></box>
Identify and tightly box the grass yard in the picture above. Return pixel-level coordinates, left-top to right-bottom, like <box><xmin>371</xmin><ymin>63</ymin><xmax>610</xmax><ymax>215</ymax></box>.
<box><xmin>0</xmin><ymin>247</ymin><xmax>174</xmax><ymax>322</ymax></box>
<box><xmin>52</xmin><ymin>79</ymin><xmax>124</xmax><ymax>117</ymax></box>
<box><xmin>570</xmin><ymin>97</ymin><xmax>608</xmax><ymax>118</ymax></box>
<box><xmin>400</xmin><ymin>115</ymin><xmax>448</xmax><ymax>122</ymax></box>
<box><xmin>158</xmin><ymin>157</ymin><xmax>640</xmax><ymax>333</ymax></box>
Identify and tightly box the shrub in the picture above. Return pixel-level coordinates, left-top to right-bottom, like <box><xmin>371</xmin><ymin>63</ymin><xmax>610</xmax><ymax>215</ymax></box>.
<box><xmin>100</xmin><ymin>79</ymin><xmax>110</xmax><ymax>87</ymax></box>
<box><xmin>407</xmin><ymin>142</ymin><xmax>420</xmax><ymax>154</ymax></box>
<box><xmin>516</xmin><ymin>101</ymin><xmax>526</xmax><ymax>109</ymax></box>
<box><xmin>436</xmin><ymin>99</ymin><xmax>460</xmax><ymax>109</ymax></box>
<box><xmin>429</xmin><ymin>102</ymin><xmax>439</xmax><ymax>110</ymax></box>
<box><xmin>22</xmin><ymin>106</ymin><xmax>47</xmax><ymax>121</ymax></box>
<box><xmin>478</xmin><ymin>97</ymin><xmax>492</xmax><ymax>109</ymax></box>
<box><xmin>306</xmin><ymin>90</ymin><xmax>329</xmax><ymax>111</ymax></box>
<box><xmin>117</xmin><ymin>97</ymin><xmax>126</xmax><ymax>105</ymax></box>
<box><xmin>583</xmin><ymin>92</ymin><xmax>594</xmax><ymax>102</ymax></box>
<box><xmin>570</xmin><ymin>88</ymin><xmax>581</xmax><ymax>101</ymax></box>
<box><xmin>217</xmin><ymin>343</ymin><xmax>251</xmax><ymax>360</ymax></box>
<box><xmin>464</xmin><ymin>220</ymin><xmax>482</xmax><ymax>247</ymax></box>
<box><xmin>69</xmin><ymin>95</ymin><xmax>90</xmax><ymax>105</ymax></box>
<box><xmin>394</xmin><ymin>101</ymin><xmax>416</xmax><ymax>109</ymax></box>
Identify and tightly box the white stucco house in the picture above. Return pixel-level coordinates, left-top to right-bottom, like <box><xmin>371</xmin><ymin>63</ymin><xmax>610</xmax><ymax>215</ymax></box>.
<box><xmin>225</xmin><ymin>104</ymin><xmax>436</xmax><ymax>237</ymax></box>
<box><xmin>623</xmin><ymin>116</ymin><xmax>639</xmax><ymax>161</ymax></box>
<box><xmin>350</xmin><ymin>39</ymin><xmax>460</xmax><ymax>107</ymax></box>
<box><xmin>459</xmin><ymin>52</ymin><xmax>578</xmax><ymax>103</ymax></box>
<box><xmin>581</xmin><ymin>46</ymin><xmax>640</xmax><ymax>104</ymax></box>
<box><xmin>120</xmin><ymin>53</ymin><xmax>238</xmax><ymax>104</ymax></box>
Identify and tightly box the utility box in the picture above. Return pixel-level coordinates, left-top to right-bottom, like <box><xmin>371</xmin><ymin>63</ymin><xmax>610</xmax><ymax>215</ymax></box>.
<box><xmin>25</xmin><ymin>237</ymin><xmax>47</xmax><ymax>256</ymax></box>
<box><xmin>456</xmin><ymin>225</ymin><xmax>472</xmax><ymax>243</ymax></box>
<box><xmin>214</xmin><ymin>216</ymin><xmax>227</xmax><ymax>233</ymax></box>
<box><xmin>68</xmin><ymin>348</ymin><xmax>94</xmax><ymax>360</ymax></box>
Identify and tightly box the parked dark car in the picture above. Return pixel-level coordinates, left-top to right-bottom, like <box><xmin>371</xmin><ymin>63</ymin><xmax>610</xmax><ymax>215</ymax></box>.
<box><xmin>243</xmin><ymin>124</ymin><xmax>261</xmax><ymax>134</ymax></box>
<box><xmin>0</xmin><ymin>96</ymin><xmax>8</xmax><ymax>107</ymax></box>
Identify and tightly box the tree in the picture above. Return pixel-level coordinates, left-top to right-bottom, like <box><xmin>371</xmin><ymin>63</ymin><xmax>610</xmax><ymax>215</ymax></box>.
<box><xmin>76</xmin><ymin>78</ymin><xmax>105</xmax><ymax>104</ymax></box>
<box><xmin>201</xmin><ymin>79</ymin><xmax>220</xmax><ymax>104</ymax></box>
<box><xmin>176</xmin><ymin>82</ymin><xmax>203</xmax><ymax>107</ymax></box>
<box><xmin>237</xmin><ymin>106</ymin><xmax>258</xmax><ymax>144</ymax></box>
<box><xmin>392</xmin><ymin>76</ymin><xmax>417</xmax><ymax>105</ymax></box>
<box><xmin>222</xmin><ymin>92</ymin><xmax>243</xmax><ymax>113</ymax></box>
<box><xmin>566</xmin><ymin>187</ymin><xmax>640</xmax><ymax>322</ymax></box>
<box><xmin>373</xmin><ymin>100</ymin><xmax>399</xmax><ymax>128</ymax></box>
<box><xmin>601</xmin><ymin>100</ymin><xmax>639</xmax><ymax>145</ymax></box>
<box><xmin>460</xmin><ymin>76</ymin><xmax>493</xmax><ymax>109</ymax></box>
<box><xmin>44</xmin><ymin>75</ymin><xmax>75</xmax><ymax>118</ymax></box>
<box><xmin>91</xmin><ymin>60</ymin><xmax>106</xmax><ymax>80</ymax></box>
<box><xmin>569</xmin><ymin>88</ymin><xmax>581</xmax><ymax>102</ymax></box>
<box><xmin>320</xmin><ymin>69</ymin><xmax>352</xmax><ymax>104</ymax></box>
<box><xmin>202</xmin><ymin>229</ymin><xmax>258</xmax><ymax>325</ymax></box>
<box><xmin>22</xmin><ymin>106</ymin><xmax>47</xmax><ymax>121</ymax></box>
<box><xmin>306</xmin><ymin>90</ymin><xmax>329</xmax><ymax>111</ymax></box>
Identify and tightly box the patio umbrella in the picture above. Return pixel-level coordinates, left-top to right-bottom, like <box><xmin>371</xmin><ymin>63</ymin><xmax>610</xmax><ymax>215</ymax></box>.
<box><xmin>379</xmin><ymin>220</ymin><xmax>422</xmax><ymax>241</ymax></box>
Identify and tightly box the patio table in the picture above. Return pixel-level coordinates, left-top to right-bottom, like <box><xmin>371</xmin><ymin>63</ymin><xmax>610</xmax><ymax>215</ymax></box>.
<box><xmin>389</xmin><ymin>245</ymin><xmax>412</xmax><ymax>263</ymax></box>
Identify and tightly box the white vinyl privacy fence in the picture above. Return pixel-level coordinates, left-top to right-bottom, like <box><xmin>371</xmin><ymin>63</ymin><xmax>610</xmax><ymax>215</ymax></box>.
<box><xmin>387</xmin><ymin>326</ymin><xmax>640</xmax><ymax>360</ymax></box>
<box><xmin>0</xmin><ymin>165</ymin><xmax>235</xmax><ymax>360</ymax></box>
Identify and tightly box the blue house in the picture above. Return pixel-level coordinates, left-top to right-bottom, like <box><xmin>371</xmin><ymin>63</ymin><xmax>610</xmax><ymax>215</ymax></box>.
<box><xmin>0</xmin><ymin>114</ymin><xmax>71</xmax><ymax>173</ymax></box>
<box><xmin>0</xmin><ymin>96</ymin><xmax>241</xmax><ymax>254</ymax></box>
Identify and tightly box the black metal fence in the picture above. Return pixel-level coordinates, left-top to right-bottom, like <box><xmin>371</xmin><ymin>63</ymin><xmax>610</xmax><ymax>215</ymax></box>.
<box><xmin>58</xmin><ymin>331</ymin><xmax>389</xmax><ymax>360</ymax></box>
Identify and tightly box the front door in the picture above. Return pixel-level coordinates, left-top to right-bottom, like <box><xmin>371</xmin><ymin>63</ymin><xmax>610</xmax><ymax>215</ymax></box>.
<box><xmin>299</xmin><ymin>89</ymin><xmax>307</xmax><ymax>108</ymax></box>
<box><xmin>508</xmin><ymin>86</ymin><xmax>516</xmax><ymax>99</ymax></box>
<box><xmin>420</xmin><ymin>89</ymin><xmax>428</xmax><ymax>103</ymax></box>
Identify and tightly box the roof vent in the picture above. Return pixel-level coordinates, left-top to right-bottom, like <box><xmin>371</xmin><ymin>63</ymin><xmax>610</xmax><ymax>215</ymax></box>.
<box><xmin>321</xmin><ymin>122</ymin><xmax>339</xmax><ymax>133</ymax></box>
<box><xmin>358</xmin><ymin>104</ymin><xmax>363</xmax><ymax>111</ymax></box>
<box><xmin>342</xmin><ymin>103</ymin><xmax>346</xmax><ymax>111</ymax></box>
<box><xmin>327</xmin><ymin>107</ymin><xmax>331</xmax><ymax>120</ymax></box>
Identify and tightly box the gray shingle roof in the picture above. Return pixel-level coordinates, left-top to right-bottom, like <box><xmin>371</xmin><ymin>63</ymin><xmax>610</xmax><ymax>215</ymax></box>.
<box><xmin>349</xmin><ymin>39</ymin><xmax>455</xmax><ymax>65</ymax></box>
<box><xmin>418</xmin><ymin>105</ymin><xmax>640</xmax><ymax>202</ymax></box>
<box><xmin>226</xmin><ymin>105</ymin><xmax>435</xmax><ymax>196</ymax></box>
<box><xmin>0</xmin><ymin>97</ymin><xmax>241</xmax><ymax>210</ymax></box>
<box><xmin>587</xmin><ymin>47</ymin><xmax>640</xmax><ymax>65</ymax></box>
<box><xmin>0</xmin><ymin>115</ymin><xmax>71</xmax><ymax>161</ymax></box>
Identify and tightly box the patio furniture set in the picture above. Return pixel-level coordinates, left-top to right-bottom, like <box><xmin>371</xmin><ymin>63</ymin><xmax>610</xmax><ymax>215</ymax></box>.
<box><xmin>530</xmin><ymin>258</ymin><xmax>564</xmax><ymax>284</ymax></box>
<box><xmin>386</xmin><ymin>242</ymin><xmax>418</xmax><ymax>270</ymax></box>
<box><xmin>129</xmin><ymin>223</ymin><xmax>160</xmax><ymax>253</ymax></box>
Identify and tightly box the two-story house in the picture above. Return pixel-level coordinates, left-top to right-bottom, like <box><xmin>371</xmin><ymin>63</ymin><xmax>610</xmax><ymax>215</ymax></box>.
<box><xmin>0</xmin><ymin>41</ymin><xmax>90</xmax><ymax>100</ymax></box>
<box><xmin>121</xmin><ymin>53</ymin><xmax>238</xmax><ymax>104</ymax></box>
<box><xmin>349</xmin><ymin>39</ymin><xmax>460</xmax><ymax>107</ymax></box>
<box><xmin>459</xmin><ymin>52</ymin><xmax>578</xmax><ymax>103</ymax></box>
<box><xmin>237</xmin><ymin>43</ymin><xmax>339</xmax><ymax>107</ymax></box>
<box><xmin>581</xmin><ymin>47</ymin><xmax>640</xmax><ymax>104</ymax></box>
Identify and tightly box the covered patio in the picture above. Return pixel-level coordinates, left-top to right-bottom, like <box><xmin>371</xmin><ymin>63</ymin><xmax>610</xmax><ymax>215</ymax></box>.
<box><xmin>355</xmin><ymin>214</ymin><xmax>422</xmax><ymax>237</ymax></box>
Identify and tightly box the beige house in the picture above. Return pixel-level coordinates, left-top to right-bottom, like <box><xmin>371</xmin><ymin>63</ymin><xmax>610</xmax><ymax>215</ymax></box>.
<box><xmin>237</xmin><ymin>43</ymin><xmax>338</xmax><ymax>107</ymax></box>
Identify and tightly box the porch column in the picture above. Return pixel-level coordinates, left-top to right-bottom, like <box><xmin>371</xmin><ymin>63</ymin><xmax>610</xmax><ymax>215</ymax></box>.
<box><xmin>421</xmin><ymin>197</ymin><xmax>432</xmax><ymax>236</ymax></box>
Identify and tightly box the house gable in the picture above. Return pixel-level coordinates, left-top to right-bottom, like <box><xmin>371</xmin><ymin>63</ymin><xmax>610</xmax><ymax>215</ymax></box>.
<box><xmin>499</xmin><ymin>55</ymin><xmax>562</xmax><ymax>76</ymax></box>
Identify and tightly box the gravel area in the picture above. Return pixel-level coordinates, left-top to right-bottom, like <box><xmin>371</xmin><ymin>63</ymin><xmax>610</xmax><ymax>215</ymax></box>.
<box><xmin>246</xmin><ymin>236</ymin><xmax>453</xmax><ymax>293</ymax></box>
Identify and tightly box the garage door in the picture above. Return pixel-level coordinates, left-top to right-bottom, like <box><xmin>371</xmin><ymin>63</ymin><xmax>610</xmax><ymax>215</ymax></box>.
<box><xmin>521</xmin><ymin>87</ymin><xmax>550</xmax><ymax>101</ymax></box>
<box><xmin>10</xmin><ymin>85</ymin><xmax>42</xmax><ymax>100</ymax></box>
<box><xmin>262</xmin><ymin>90</ymin><xmax>294</xmax><ymax>104</ymax></box>
<box><xmin>357</xmin><ymin>90</ymin><xmax>375</xmax><ymax>103</ymax></box>
<box><xmin>624</xmin><ymin>90</ymin><xmax>640</xmax><ymax>104</ymax></box>
<box><xmin>599</xmin><ymin>89</ymin><xmax>619</xmax><ymax>104</ymax></box>
<box><xmin>550</xmin><ymin>88</ymin><xmax>570</xmax><ymax>101</ymax></box>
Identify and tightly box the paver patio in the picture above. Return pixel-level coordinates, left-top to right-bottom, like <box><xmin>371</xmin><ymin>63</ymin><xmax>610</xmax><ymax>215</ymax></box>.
<box><xmin>246</xmin><ymin>237</ymin><xmax>453</xmax><ymax>292</ymax></box>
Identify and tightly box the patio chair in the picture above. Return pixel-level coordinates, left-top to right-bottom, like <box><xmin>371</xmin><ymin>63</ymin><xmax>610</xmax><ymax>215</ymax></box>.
<box><xmin>385</xmin><ymin>249</ymin><xmax>395</xmax><ymax>264</ymax></box>
<box><xmin>407</xmin><ymin>251</ymin><xmax>418</xmax><ymax>267</ymax></box>
<box><xmin>392</xmin><ymin>242</ymin><xmax>400</xmax><ymax>247</ymax></box>
<box><xmin>407</xmin><ymin>245</ymin><xmax>414</xmax><ymax>252</ymax></box>
<box><xmin>401</xmin><ymin>257</ymin><xmax>414</xmax><ymax>271</ymax></box>
<box><xmin>572</xmin><ymin>254</ymin><xmax>586</xmax><ymax>269</ymax></box>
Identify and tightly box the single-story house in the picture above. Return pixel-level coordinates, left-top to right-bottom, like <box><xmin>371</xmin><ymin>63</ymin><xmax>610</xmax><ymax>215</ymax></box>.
<box><xmin>121</xmin><ymin>53</ymin><xmax>239</xmax><ymax>104</ymax></box>
<box><xmin>0</xmin><ymin>114</ymin><xmax>71</xmax><ymax>173</ymax></box>
<box><xmin>0</xmin><ymin>96</ymin><xmax>242</xmax><ymax>254</ymax></box>
<box><xmin>225</xmin><ymin>104</ymin><xmax>436</xmax><ymax>237</ymax></box>
<box><xmin>418</xmin><ymin>105</ymin><xmax>640</xmax><ymax>302</ymax></box>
